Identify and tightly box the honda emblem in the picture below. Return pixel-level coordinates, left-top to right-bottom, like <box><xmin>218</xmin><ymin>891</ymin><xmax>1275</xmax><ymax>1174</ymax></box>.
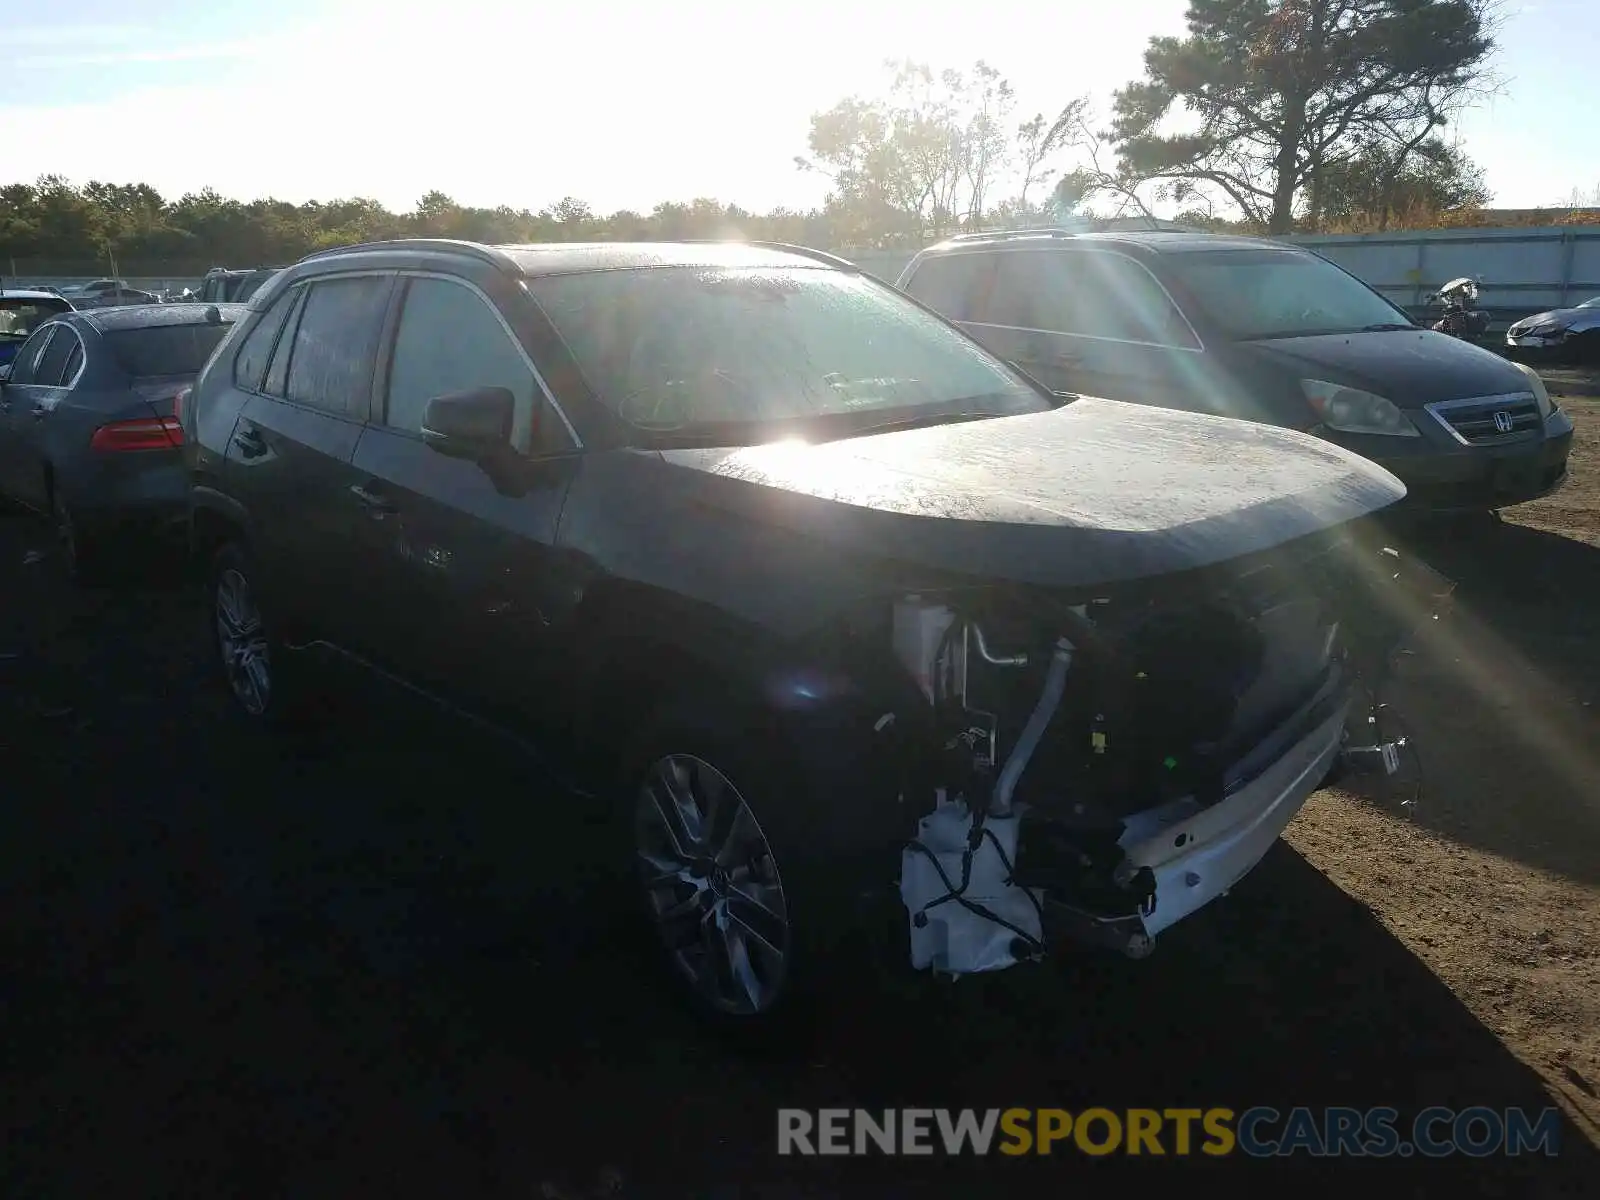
<box><xmin>1492</xmin><ymin>410</ymin><xmax>1514</xmax><ymax>433</ymax></box>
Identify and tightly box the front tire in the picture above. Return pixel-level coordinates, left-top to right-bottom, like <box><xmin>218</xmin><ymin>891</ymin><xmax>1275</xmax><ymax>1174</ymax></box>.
<box><xmin>619</xmin><ymin>703</ymin><xmax>829</xmax><ymax>1033</ymax></box>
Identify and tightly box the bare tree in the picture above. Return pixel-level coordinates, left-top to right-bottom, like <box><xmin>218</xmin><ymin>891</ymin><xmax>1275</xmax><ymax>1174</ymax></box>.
<box><xmin>1046</xmin><ymin>103</ymin><xmax>1159</xmax><ymax>222</ymax></box>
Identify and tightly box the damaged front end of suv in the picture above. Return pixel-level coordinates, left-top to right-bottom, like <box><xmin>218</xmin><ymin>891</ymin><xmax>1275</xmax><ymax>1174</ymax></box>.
<box><xmin>877</xmin><ymin>532</ymin><xmax>1451</xmax><ymax>976</ymax></box>
<box><xmin>641</xmin><ymin>405</ymin><xmax>1459</xmax><ymax>990</ymax></box>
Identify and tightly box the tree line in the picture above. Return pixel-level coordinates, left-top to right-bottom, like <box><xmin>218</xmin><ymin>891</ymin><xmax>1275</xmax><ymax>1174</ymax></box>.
<box><xmin>4</xmin><ymin>0</ymin><xmax>1595</xmax><ymax>276</ymax></box>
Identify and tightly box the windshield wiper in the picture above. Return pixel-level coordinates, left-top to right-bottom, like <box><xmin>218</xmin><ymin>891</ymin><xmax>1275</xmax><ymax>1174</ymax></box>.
<box><xmin>1360</xmin><ymin>322</ymin><xmax>1416</xmax><ymax>332</ymax></box>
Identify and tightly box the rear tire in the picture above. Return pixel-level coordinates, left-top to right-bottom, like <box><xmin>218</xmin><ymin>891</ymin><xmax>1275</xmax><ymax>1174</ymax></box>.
<box><xmin>205</xmin><ymin>541</ymin><xmax>311</xmax><ymax>730</ymax></box>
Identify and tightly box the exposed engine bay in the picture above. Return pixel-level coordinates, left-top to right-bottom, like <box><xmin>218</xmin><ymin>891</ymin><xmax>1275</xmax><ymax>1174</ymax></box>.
<box><xmin>890</xmin><ymin>534</ymin><xmax>1453</xmax><ymax>976</ymax></box>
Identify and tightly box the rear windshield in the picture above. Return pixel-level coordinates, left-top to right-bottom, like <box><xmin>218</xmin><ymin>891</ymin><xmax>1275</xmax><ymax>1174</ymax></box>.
<box><xmin>105</xmin><ymin>322</ymin><xmax>234</xmax><ymax>377</ymax></box>
<box><xmin>0</xmin><ymin>298</ymin><xmax>72</xmax><ymax>340</ymax></box>
<box><xmin>234</xmin><ymin>272</ymin><xmax>278</xmax><ymax>302</ymax></box>
<box><xmin>1162</xmin><ymin>249</ymin><xmax>1413</xmax><ymax>340</ymax></box>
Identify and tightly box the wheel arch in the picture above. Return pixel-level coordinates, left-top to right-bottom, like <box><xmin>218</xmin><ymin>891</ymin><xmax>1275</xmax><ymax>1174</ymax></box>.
<box><xmin>188</xmin><ymin>486</ymin><xmax>252</xmax><ymax>564</ymax></box>
<box><xmin>564</xmin><ymin>578</ymin><xmax>923</xmax><ymax>849</ymax></box>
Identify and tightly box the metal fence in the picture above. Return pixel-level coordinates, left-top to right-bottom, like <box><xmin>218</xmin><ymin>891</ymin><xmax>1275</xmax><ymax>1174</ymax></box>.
<box><xmin>11</xmin><ymin>225</ymin><xmax>1598</xmax><ymax>331</ymax></box>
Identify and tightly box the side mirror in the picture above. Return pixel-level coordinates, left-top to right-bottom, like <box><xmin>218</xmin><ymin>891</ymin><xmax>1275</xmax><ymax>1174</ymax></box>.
<box><xmin>421</xmin><ymin>386</ymin><xmax>515</xmax><ymax>460</ymax></box>
<box><xmin>0</xmin><ymin>364</ymin><xmax>11</xmax><ymax>387</ymax></box>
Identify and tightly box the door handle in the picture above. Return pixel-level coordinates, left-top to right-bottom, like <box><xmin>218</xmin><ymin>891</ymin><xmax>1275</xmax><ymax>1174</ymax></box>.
<box><xmin>232</xmin><ymin>427</ymin><xmax>267</xmax><ymax>456</ymax></box>
<box><xmin>349</xmin><ymin>482</ymin><xmax>397</xmax><ymax>515</ymax></box>
<box><xmin>31</xmin><ymin>405</ymin><xmax>47</xmax><ymax>420</ymax></box>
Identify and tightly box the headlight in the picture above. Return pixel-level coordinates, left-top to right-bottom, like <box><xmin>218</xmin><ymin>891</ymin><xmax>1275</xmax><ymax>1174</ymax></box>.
<box><xmin>1510</xmin><ymin>359</ymin><xmax>1557</xmax><ymax>418</ymax></box>
<box><xmin>1300</xmin><ymin>379</ymin><xmax>1420</xmax><ymax>437</ymax></box>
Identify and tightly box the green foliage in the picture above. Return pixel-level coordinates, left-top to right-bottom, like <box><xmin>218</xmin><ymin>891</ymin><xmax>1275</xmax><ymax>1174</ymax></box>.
<box><xmin>0</xmin><ymin>180</ymin><xmax>860</xmax><ymax>274</ymax></box>
<box><xmin>1110</xmin><ymin>0</ymin><xmax>1497</xmax><ymax>232</ymax></box>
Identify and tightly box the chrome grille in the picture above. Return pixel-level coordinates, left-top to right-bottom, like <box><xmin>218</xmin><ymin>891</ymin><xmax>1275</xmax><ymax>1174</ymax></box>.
<box><xmin>1424</xmin><ymin>392</ymin><xmax>1542</xmax><ymax>445</ymax></box>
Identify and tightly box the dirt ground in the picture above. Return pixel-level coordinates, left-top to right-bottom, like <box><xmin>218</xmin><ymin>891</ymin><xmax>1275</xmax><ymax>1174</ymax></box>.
<box><xmin>1297</xmin><ymin>386</ymin><xmax>1600</xmax><ymax>1140</ymax></box>
<box><xmin>2</xmin><ymin>390</ymin><xmax>1598</xmax><ymax>1197</ymax></box>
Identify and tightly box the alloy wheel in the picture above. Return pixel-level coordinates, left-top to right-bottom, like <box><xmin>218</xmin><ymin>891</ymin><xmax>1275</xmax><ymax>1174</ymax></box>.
<box><xmin>635</xmin><ymin>753</ymin><xmax>790</xmax><ymax>1016</ymax></box>
<box><xmin>215</xmin><ymin>567</ymin><xmax>272</xmax><ymax>716</ymax></box>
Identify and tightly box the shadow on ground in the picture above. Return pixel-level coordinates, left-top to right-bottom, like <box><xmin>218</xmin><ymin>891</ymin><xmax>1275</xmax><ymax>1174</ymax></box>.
<box><xmin>1</xmin><ymin>515</ymin><xmax>1595</xmax><ymax>1197</ymax></box>
<box><xmin>1353</xmin><ymin>515</ymin><xmax>1600</xmax><ymax>887</ymax></box>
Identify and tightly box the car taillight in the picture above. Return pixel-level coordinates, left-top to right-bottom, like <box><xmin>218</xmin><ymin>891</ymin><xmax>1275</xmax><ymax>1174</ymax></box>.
<box><xmin>172</xmin><ymin>386</ymin><xmax>192</xmax><ymax>426</ymax></box>
<box><xmin>89</xmin><ymin>416</ymin><xmax>184</xmax><ymax>452</ymax></box>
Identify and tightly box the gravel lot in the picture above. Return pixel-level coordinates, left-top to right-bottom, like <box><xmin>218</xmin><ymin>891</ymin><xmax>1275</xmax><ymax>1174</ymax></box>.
<box><xmin>3</xmin><ymin>399</ymin><xmax>1599</xmax><ymax>1197</ymax></box>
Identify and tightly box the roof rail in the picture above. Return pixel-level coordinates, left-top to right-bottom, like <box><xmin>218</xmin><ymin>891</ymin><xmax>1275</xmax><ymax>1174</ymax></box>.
<box><xmin>675</xmin><ymin>238</ymin><xmax>860</xmax><ymax>271</ymax></box>
<box><xmin>296</xmin><ymin>238</ymin><xmax>520</xmax><ymax>273</ymax></box>
<box><xmin>945</xmin><ymin>227</ymin><xmax>1081</xmax><ymax>243</ymax></box>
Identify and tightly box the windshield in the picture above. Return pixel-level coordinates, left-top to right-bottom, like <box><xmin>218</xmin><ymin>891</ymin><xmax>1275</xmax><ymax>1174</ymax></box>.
<box><xmin>0</xmin><ymin>298</ymin><xmax>71</xmax><ymax>340</ymax></box>
<box><xmin>105</xmin><ymin>322</ymin><xmax>233</xmax><ymax>377</ymax></box>
<box><xmin>1163</xmin><ymin>249</ymin><xmax>1413</xmax><ymax>340</ymax></box>
<box><xmin>524</xmin><ymin>265</ymin><xmax>1048</xmax><ymax>443</ymax></box>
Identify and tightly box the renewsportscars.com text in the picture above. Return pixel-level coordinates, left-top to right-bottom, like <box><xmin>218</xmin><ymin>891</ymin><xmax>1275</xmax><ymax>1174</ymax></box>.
<box><xmin>776</xmin><ymin>1106</ymin><xmax>1562</xmax><ymax>1158</ymax></box>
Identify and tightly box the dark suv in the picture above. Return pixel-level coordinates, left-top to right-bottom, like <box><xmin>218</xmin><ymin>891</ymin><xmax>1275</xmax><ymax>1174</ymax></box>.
<box><xmin>185</xmin><ymin>237</ymin><xmax>1423</xmax><ymax>1025</ymax></box>
<box><xmin>192</xmin><ymin>267</ymin><xmax>282</xmax><ymax>304</ymax></box>
<box><xmin>898</xmin><ymin>229</ymin><xmax>1575</xmax><ymax>513</ymax></box>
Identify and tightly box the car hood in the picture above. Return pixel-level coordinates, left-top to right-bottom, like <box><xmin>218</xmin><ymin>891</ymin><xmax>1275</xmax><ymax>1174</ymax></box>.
<box><xmin>656</xmin><ymin>398</ymin><xmax>1404</xmax><ymax>592</ymax></box>
<box><xmin>1509</xmin><ymin>305</ymin><xmax>1600</xmax><ymax>334</ymax></box>
<box><xmin>1232</xmin><ymin>328</ymin><xmax>1529</xmax><ymax>405</ymax></box>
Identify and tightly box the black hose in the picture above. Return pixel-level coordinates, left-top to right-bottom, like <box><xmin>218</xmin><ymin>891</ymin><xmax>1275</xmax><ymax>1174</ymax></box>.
<box><xmin>902</xmin><ymin>835</ymin><xmax>1047</xmax><ymax>959</ymax></box>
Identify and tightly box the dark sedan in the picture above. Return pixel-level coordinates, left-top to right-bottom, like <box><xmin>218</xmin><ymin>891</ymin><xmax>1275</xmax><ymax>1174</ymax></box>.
<box><xmin>0</xmin><ymin>302</ymin><xmax>242</xmax><ymax>580</ymax></box>
<box><xmin>1506</xmin><ymin>296</ymin><xmax>1600</xmax><ymax>363</ymax></box>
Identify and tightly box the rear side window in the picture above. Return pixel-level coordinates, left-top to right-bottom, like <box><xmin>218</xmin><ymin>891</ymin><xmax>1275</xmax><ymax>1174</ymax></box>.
<box><xmin>901</xmin><ymin>254</ymin><xmax>995</xmax><ymax>321</ymax></box>
<box><xmin>105</xmin><ymin>323</ymin><xmax>234</xmax><ymax>377</ymax></box>
<box><xmin>233</xmin><ymin>289</ymin><xmax>296</xmax><ymax>391</ymax></box>
<box><xmin>59</xmin><ymin>338</ymin><xmax>85</xmax><ymax>386</ymax></box>
<box><xmin>35</xmin><ymin>326</ymin><xmax>77</xmax><ymax>385</ymax></box>
<box><xmin>988</xmin><ymin>250</ymin><xmax>1198</xmax><ymax>347</ymax></box>
<box><xmin>264</xmin><ymin>287</ymin><xmax>307</xmax><ymax>397</ymax></box>
<box><xmin>7</xmin><ymin>326</ymin><xmax>56</xmax><ymax>384</ymax></box>
<box><xmin>282</xmin><ymin>274</ymin><xmax>390</xmax><ymax>417</ymax></box>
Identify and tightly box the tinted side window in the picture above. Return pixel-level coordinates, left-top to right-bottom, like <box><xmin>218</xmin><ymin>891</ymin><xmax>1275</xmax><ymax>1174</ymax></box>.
<box><xmin>233</xmin><ymin>289</ymin><xmax>296</xmax><ymax>391</ymax></box>
<box><xmin>384</xmin><ymin>276</ymin><xmax>553</xmax><ymax>450</ymax></box>
<box><xmin>283</xmin><ymin>275</ymin><xmax>390</xmax><ymax>417</ymax></box>
<box><xmin>987</xmin><ymin>251</ymin><xmax>1088</xmax><ymax>333</ymax></box>
<box><xmin>989</xmin><ymin>250</ymin><xmax>1197</xmax><ymax>347</ymax></box>
<box><xmin>264</xmin><ymin>287</ymin><xmax>307</xmax><ymax>397</ymax></box>
<box><xmin>8</xmin><ymin>326</ymin><xmax>56</xmax><ymax>384</ymax></box>
<box><xmin>34</xmin><ymin>326</ymin><xmax>77</xmax><ymax>385</ymax></box>
<box><xmin>901</xmin><ymin>254</ymin><xmax>995</xmax><ymax>321</ymax></box>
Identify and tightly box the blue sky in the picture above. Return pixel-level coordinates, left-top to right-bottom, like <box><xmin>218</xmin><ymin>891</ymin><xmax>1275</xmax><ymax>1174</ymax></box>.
<box><xmin>1</xmin><ymin>0</ymin><xmax>1593</xmax><ymax>215</ymax></box>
